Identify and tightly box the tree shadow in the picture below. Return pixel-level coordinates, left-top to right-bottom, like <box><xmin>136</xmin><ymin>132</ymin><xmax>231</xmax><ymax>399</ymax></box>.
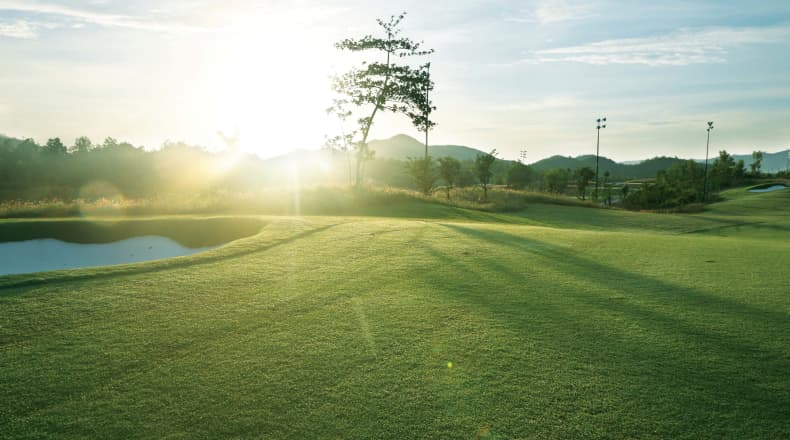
<box><xmin>440</xmin><ymin>223</ymin><xmax>789</xmax><ymax>329</ymax></box>
<box><xmin>687</xmin><ymin>221</ymin><xmax>790</xmax><ymax>236</ymax></box>
<box><xmin>410</xmin><ymin>223</ymin><xmax>790</xmax><ymax>433</ymax></box>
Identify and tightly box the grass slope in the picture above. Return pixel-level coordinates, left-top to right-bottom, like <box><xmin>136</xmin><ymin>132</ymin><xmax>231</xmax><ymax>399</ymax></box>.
<box><xmin>1</xmin><ymin>188</ymin><xmax>789</xmax><ymax>438</ymax></box>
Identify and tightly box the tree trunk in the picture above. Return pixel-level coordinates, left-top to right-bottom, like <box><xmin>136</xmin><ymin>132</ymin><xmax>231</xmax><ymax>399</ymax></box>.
<box><xmin>355</xmin><ymin>35</ymin><xmax>392</xmax><ymax>189</ymax></box>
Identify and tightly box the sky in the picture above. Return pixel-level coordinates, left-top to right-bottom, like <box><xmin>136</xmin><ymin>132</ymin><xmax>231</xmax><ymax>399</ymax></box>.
<box><xmin>1</xmin><ymin>0</ymin><xmax>790</xmax><ymax>162</ymax></box>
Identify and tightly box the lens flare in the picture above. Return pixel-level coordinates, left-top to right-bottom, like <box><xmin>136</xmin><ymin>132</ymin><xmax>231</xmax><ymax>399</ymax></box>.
<box><xmin>77</xmin><ymin>181</ymin><xmax>126</xmax><ymax>218</ymax></box>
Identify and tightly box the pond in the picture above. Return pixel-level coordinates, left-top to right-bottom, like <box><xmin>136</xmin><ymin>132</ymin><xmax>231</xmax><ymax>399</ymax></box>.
<box><xmin>748</xmin><ymin>184</ymin><xmax>787</xmax><ymax>193</ymax></box>
<box><xmin>0</xmin><ymin>217</ymin><xmax>263</xmax><ymax>277</ymax></box>
<box><xmin>0</xmin><ymin>235</ymin><xmax>217</xmax><ymax>276</ymax></box>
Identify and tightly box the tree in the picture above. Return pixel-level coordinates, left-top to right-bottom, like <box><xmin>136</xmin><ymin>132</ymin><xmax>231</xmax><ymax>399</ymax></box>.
<box><xmin>750</xmin><ymin>150</ymin><xmax>763</xmax><ymax>175</ymax></box>
<box><xmin>573</xmin><ymin>166</ymin><xmax>595</xmax><ymax>200</ymax></box>
<box><xmin>45</xmin><ymin>137</ymin><xmax>66</xmax><ymax>155</ymax></box>
<box><xmin>458</xmin><ymin>168</ymin><xmax>477</xmax><ymax>188</ymax></box>
<box><xmin>102</xmin><ymin>137</ymin><xmax>119</xmax><ymax>149</ymax></box>
<box><xmin>544</xmin><ymin>168</ymin><xmax>570</xmax><ymax>194</ymax></box>
<box><xmin>666</xmin><ymin>159</ymin><xmax>704</xmax><ymax>201</ymax></box>
<box><xmin>711</xmin><ymin>150</ymin><xmax>745</xmax><ymax>190</ymax></box>
<box><xmin>506</xmin><ymin>162</ymin><xmax>534</xmax><ymax>189</ymax></box>
<box><xmin>437</xmin><ymin>156</ymin><xmax>461</xmax><ymax>198</ymax></box>
<box><xmin>623</xmin><ymin>159</ymin><xmax>724</xmax><ymax>210</ymax></box>
<box><xmin>734</xmin><ymin>159</ymin><xmax>746</xmax><ymax>182</ymax></box>
<box><xmin>407</xmin><ymin>62</ymin><xmax>436</xmax><ymax>159</ymax></box>
<box><xmin>330</xmin><ymin>12</ymin><xmax>433</xmax><ymax>188</ymax></box>
<box><xmin>475</xmin><ymin>149</ymin><xmax>497</xmax><ymax>200</ymax></box>
<box><xmin>72</xmin><ymin>136</ymin><xmax>93</xmax><ymax>153</ymax></box>
<box><xmin>406</xmin><ymin>156</ymin><xmax>436</xmax><ymax>195</ymax></box>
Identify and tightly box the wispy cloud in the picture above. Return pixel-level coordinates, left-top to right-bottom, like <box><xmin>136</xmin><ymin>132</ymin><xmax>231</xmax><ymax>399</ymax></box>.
<box><xmin>506</xmin><ymin>0</ymin><xmax>593</xmax><ymax>25</ymax></box>
<box><xmin>0</xmin><ymin>20</ymin><xmax>37</xmax><ymax>38</ymax></box>
<box><xmin>0</xmin><ymin>17</ymin><xmax>61</xmax><ymax>39</ymax></box>
<box><xmin>0</xmin><ymin>0</ymin><xmax>217</xmax><ymax>33</ymax></box>
<box><xmin>526</xmin><ymin>26</ymin><xmax>790</xmax><ymax>66</ymax></box>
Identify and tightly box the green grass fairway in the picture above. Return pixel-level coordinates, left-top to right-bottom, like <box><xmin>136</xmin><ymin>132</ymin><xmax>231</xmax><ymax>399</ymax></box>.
<box><xmin>2</xmin><ymin>188</ymin><xmax>789</xmax><ymax>438</ymax></box>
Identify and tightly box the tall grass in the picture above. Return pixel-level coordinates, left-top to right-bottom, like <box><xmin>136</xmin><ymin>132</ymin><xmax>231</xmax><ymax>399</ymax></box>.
<box><xmin>0</xmin><ymin>186</ymin><xmax>594</xmax><ymax>219</ymax></box>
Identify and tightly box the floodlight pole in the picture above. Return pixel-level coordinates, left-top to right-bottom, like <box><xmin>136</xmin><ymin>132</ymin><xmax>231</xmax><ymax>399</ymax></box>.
<box><xmin>703</xmin><ymin>121</ymin><xmax>714</xmax><ymax>202</ymax></box>
<box><xmin>424</xmin><ymin>63</ymin><xmax>431</xmax><ymax>160</ymax></box>
<box><xmin>595</xmin><ymin>117</ymin><xmax>606</xmax><ymax>200</ymax></box>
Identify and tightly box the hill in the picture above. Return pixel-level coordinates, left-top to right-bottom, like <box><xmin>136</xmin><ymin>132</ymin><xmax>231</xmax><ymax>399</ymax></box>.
<box><xmin>530</xmin><ymin>154</ymin><xmax>687</xmax><ymax>180</ymax></box>
<box><xmin>729</xmin><ymin>150</ymin><xmax>789</xmax><ymax>173</ymax></box>
<box><xmin>688</xmin><ymin>150</ymin><xmax>789</xmax><ymax>173</ymax></box>
<box><xmin>367</xmin><ymin>134</ymin><xmax>488</xmax><ymax>161</ymax></box>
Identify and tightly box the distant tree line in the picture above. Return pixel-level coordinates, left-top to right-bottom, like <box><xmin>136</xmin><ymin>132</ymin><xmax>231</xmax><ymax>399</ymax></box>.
<box><xmin>0</xmin><ymin>134</ymin><xmax>513</xmax><ymax>202</ymax></box>
<box><xmin>621</xmin><ymin>150</ymin><xmax>760</xmax><ymax>210</ymax></box>
<box><xmin>0</xmin><ymin>136</ymin><xmax>262</xmax><ymax>201</ymax></box>
<box><xmin>2</xmin><ymin>134</ymin><xmax>780</xmax><ymax>210</ymax></box>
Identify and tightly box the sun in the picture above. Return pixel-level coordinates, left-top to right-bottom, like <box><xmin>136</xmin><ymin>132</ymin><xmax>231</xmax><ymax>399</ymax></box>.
<box><xmin>202</xmin><ymin>19</ymin><xmax>336</xmax><ymax>158</ymax></box>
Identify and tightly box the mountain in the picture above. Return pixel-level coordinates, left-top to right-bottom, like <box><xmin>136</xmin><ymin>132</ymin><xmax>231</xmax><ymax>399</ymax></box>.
<box><xmin>218</xmin><ymin>134</ymin><xmax>790</xmax><ymax>182</ymax></box>
<box><xmin>368</xmin><ymin>134</ymin><xmax>488</xmax><ymax>161</ymax></box>
<box><xmin>530</xmin><ymin>154</ymin><xmax>688</xmax><ymax>180</ymax></box>
<box><xmin>694</xmin><ymin>150</ymin><xmax>790</xmax><ymax>174</ymax></box>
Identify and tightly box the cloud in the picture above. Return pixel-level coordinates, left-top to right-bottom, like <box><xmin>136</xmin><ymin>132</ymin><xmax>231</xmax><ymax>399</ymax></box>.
<box><xmin>0</xmin><ymin>0</ymin><xmax>218</xmax><ymax>33</ymax></box>
<box><xmin>0</xmin><ymin>20</ymin><xmax>37</xmax><ymax>38</ymax></box>
<box><xmin>526</xmin><ymin>26</ymin><xmax>790</xmax><ymax>66</ymax></box>
<box><xmin>0</xmin><ymin>17</ymin><xmax>61</xmax><ymax>38</ymax></box>
<box><xmin>506</xmin><ymin>0</ymin><xmax>593</xmax><ymax>25</ymax></box>
<box><xmin>0</xmin><ymin>0</ymin><xmax>348</xmax><ymax>35</ymax></box>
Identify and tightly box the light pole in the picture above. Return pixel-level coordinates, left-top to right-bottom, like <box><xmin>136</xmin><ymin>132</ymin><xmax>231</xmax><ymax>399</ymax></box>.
<box><xmin>595</xmin><ymin>117</ymin><xmax>606</xmax><ymax>200</ymax></box>
<box><xmin>703</xmin><ymin>121</ymin><xmax>714</xmax><ymax>202</ymax></box>
<box><xmin>423</xmin><ymin>62</ymin><xmax>431</xmax><ymax>160</ymax></box>
<box><xmin>519</xmin><ymin>149</ymin><xmax>527</xmax><ymax>164</ymax></box>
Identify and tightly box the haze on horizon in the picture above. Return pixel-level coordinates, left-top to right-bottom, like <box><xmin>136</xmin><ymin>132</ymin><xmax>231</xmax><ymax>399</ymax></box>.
<box><xmin>1</xmin><ymin>0</ymin><xmax>790</xmax><ymax>162</ymax></box>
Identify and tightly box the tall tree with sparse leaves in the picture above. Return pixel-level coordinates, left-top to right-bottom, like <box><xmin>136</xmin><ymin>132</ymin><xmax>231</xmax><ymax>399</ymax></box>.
<box><xmin>404</xmin><ymin>62</ymin><xmax>437</xmax><ymax>194</ymax></box>
<box><xmin>330</xmin><ymin>12</ymin><xmax>433</xmax><ymax>188</ymax></box>
<box><xmin>406</xmin><ymin>62</ymin><xmax>436</xmax><ymax>159</ymax></box>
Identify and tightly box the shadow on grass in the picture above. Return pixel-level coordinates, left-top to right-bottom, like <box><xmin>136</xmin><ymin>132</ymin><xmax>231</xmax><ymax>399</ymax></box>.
<box><xmin>413</xmin><ymin>223</ymin><xmax>789</xmax><ymax>433</ymax></box>
<box><xmin>441</xmin><ymin>223</ymin><xmax>789</xmax><ymax>329</ymax></box>
<box><xmin>686</xmin><ymin>221</ymin><xmax>790</xmax><ymax>236</ymax></box>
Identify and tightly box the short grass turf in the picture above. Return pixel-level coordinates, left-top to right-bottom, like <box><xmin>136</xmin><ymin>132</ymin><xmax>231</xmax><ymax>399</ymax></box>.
<box><xmin>1</xmin><ymin>188</ymin><xmax>789</xmax><ymax>438</ymax></box>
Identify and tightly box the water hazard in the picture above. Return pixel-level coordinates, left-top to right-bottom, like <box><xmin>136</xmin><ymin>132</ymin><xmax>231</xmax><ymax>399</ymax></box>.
<box><xmin>0</xmin><ymin>235</ymin><xmax>217</xmax><ymax>276</ymax></box>
<box><xmin>748</xmin><ymin>184</ymin><xmax>787</xmax><ymax>193</ymax></box>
